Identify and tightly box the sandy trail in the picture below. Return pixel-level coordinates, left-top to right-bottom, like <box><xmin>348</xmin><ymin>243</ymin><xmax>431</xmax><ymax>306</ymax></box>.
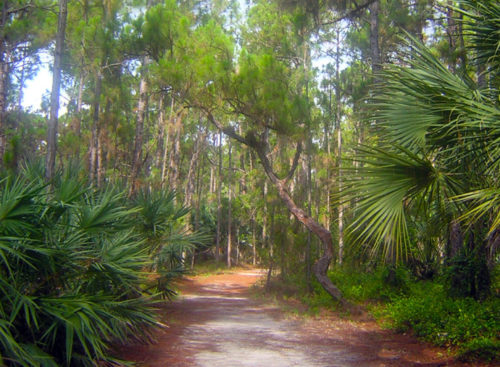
<box><xmin>117</xmin><ymin>269</ymin><xmax>487</xmax><ymax>367</ymax></box>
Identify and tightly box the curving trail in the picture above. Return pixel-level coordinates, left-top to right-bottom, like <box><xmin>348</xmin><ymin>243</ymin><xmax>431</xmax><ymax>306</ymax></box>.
<box><xmin>117</xmin><ymin>269</ymin><xmax>487</xmax><ymax>367</ymax></box>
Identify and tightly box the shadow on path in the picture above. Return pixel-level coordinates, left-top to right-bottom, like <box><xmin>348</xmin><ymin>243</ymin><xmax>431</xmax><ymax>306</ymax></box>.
<box><xmin>116</xmin><ymin>270</ymin><xmax>486</xmax><ymax>367</ymax></box>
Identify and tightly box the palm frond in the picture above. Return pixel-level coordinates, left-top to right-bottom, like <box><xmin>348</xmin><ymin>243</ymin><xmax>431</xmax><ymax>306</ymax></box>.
<box><xmin>341</xmin><ymin>145</ymin><xmax>451</xmax><ymax>262</ymax></box>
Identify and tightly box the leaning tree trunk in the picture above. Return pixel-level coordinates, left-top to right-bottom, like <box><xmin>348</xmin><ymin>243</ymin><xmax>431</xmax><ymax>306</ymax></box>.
<box><xmin>256</xmin><ymin>147</ymin><xmax>353</xmax><ymax>310</ymax></box>
<box><xmin>46</xmin><ymin>0</ymin><xmax>68</xmax><ymax>181</ymax></box>
<box><xmin>205</xmin><ymin>112</ymin><xmax>358</xmax><ymax>312</ymax></box>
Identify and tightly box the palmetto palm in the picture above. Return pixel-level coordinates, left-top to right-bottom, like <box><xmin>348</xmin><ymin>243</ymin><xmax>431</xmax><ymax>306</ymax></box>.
<box><xmin>132</xmin><ymin>189</ymin><xmax>210</xmax><ymax>298</ymax></box>
<box><xmin>342</xmin><ymin>0</ymin><xmax>499</xmax><ymax>279</ymax></box>
<box><xmin>0</xmin><ymin>164</ymin><xmax>160</xmax><ymax>366</ymax></box>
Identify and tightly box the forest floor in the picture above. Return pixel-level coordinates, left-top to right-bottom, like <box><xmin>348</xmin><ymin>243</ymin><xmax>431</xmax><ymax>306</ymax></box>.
<box><xmin>117</xmin><ymin>269</ymin><xmax>493</xmax><ymax>367</ymax></box>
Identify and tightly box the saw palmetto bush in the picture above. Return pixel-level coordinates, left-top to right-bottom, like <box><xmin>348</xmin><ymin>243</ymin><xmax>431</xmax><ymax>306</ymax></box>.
<box><xmin>0</xmin><ymin>164</ymin><xmax>195</xmax><ymax>366</ymax></box>
<box><xmin>341</xmin><ymin>0</ymin><xmax>499</xmax><ymax>297</ymax></box>
<box><xmin>132</xmin><ymin>189</ymin><xmax>209</xmax><ymax>298</ymax></box>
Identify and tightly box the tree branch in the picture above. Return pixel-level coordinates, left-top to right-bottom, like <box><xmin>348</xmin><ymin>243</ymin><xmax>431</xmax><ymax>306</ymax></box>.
<box><xmin>320</xmin><ymin>0</ymin><xmax>377</xmax><ymax>26</ymax></box>
<box><xmin>284</xmin><ymin>142</ymin><xmax>302</xmax><ymax>184</ymax></box>
<box><xmin>205</xmin><ymin>111</ymin><xmax>252</xmax><ymax>148</ymax></box>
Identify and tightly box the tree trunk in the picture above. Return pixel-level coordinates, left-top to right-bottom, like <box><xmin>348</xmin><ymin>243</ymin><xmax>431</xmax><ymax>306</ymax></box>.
<box><xmin>262</xmin><ymin>180</ymin><xmax>269</xmax><ymax>257</ymax></box>
<box><xmin>369</xmin><ymin>0</ymin><xmax>381</xmax><ymax>78</ymax></box>
<box><xmin>336</xmin><ymin>29</ymin><xmax>344</xmax><ymax>265</ymax></box>
<box><xmin>227</xmin><ymin>140</ymin><xmax>233</xmax><ymax>268</ymax></box>
<box><xmin>74</xmin><ymin>72</ymin><xmax>85</xmax><ymax>159</ymax></box>
<box><xmin>184</xmin><ymin>127</ymin><xmax>206</xmax><ymax>208</ymax></box>
<box><xmin>205</xmin><ymin>114</ymin><xmax>357</xmax><ymax>311</ymax></box>
<box><xmin>236</xmin><ymin>227</ymin><xmax>240</xmax><ymax>265</ymax></box>
<box><xmin>130</xmin><ymin>56</ymin><xmax>150</xmax><ymax>195</ymax></box>
<box><xmin>257</xmin><ymin>142</ymin><xmax>354</xmax><ymax>308</ymax></box>
<box><xmin>154</xmin><ymin>95</ymin><xmax>165</xmax><ymax>169</ymax></box>
<box><xmin>0</xmin><ymin>52</ymin><xmax>8</xmax><ymax>164</ymax></box>
<box><xmin>446</xmin><ymin>0</ymin><xmax>457</xmax><ymax>73</ymax></box>
<box><xmin>97</xmin><ymin>99</ymin><xmax>110</xmax><ymax>187</ymax></box>
<box><xmin>46</xmin><ymin>0</ymin><xmax>68</xmax><ymax>181</ymax></box>
<box><xmin>259</xmin><ymin>149</ymin><xmax>350</xmax><ymax>307</ymax></box>
<box><xmin>448</xmin><ymin>220</ymin><xmax>463</xmax><ymax>259</ymax></box>
<box><xmin>168</xmin><ymin>109</ymin><xmax>182</xmax><ymax>196</ymax></box>
<box><xmin>161</xmin><ymin>97</ymin><xmax>174</xmax><ymax>187</ymax></box>
<box><xmin>215</xmin><ymin>129</ymin><xmax>223</xmax><ymax>262</ymax></box>
<box><xmin>89</xmin><ymin>70</ymin><xmax>102</xmax><ymax>183</ymax></box>
<box><xmin>252</xmin><ymin>211</ymin><xmax>257</xmax><ymax>266</ymax></box>
<box><xmin>0</xmin><ymin>1</ymin><xmax>8</xmax><ymax>164</ymax></box>
<box><xmin>16</xmin><ymin>50</ymin><xmax>26</xmax><ymax>110</ymax></box>
<box><xmin>325</xmin><ymin>83</ymin><xmax>332</xmax><ymax>232</ymax></box>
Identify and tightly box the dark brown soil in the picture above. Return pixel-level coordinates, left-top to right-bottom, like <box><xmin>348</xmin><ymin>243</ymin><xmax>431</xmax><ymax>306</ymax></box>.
<box><xmin>115</xmin><ymin>269</ymin><xmax>495</xmax><ymax>367</ymax></box>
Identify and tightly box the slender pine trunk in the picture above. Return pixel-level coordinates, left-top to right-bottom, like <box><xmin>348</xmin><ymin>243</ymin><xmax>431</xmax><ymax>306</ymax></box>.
<box><xmin>46</xmin><ymin>0</ymin><xmax>68</xmax><ymax>180</ymax></box>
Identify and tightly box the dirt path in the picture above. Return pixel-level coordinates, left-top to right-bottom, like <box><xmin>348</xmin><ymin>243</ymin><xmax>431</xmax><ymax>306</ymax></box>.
<box><xmin>117</xmin><ymin>270</ymin><xmax>487</xmax><ymax>367</ymax></box>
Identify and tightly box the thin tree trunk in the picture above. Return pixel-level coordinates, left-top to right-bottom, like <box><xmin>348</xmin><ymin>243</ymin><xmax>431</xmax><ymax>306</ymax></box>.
<box><xmin>227</xmin><ymin>140</ymin><xmax>232</xmax><ymax>268</ymax></box>
<box><xmin>46</xmin><ymin>0</ymin><xmax>68</xmax><ymax>180</ymax></box>
<box><xmin>168</xmin><ymin>109</ymin><xmax>182</xmax><ymax>196</ymax></box>
<box><xmin>236</xmin><ymin>227</ymin><xmax>240</xmax><ymax>265</ymax></box>
<box><xmin>262</xmin><ymin>180</ymin><xmax>269</xmax><ymax>257</ymax></box>
<box><xmin>155</xmin><ymin>95</ymin><xmax>165</xmax><ymax>169</ymax></box>
<box><xmin>369</xmin><ymin>0</ymin><xmax>381</xmax><ymax>78</ymax></box>
<box><xmin>130</xmin><ymin>56</ymin><xmax>150</xmax><ymax>195</ymax></box>
<box><xmin>74</xmin><ymin>72</ymin><xmax>85</xmax><ymax>158</ymax></box>
<box><xmin>446</xmin><ymin>0</ymin><xmax>457</xmax><ymax>73</ymax></box>
<box><xmin>97</xmin><ymin>100</ymin><xmax>110</xmax><ymax>187</ymax></box>
<box><xmin>301</xmin><ymin>35</ymin><xmax>313</xmax><ymax>290</ymax></box>
<box><xmin>90</xmin><ymin>70</ymin><xmax>102</xmax><ymax>183</ymax></box>
<box><xmin>184</xmin><ymin>127</ymin><xmax>206</xmax><ymax>208</ymax></box>
<box><xmin>336</xmin><ymin>29</ymin><xmax>344</xmax><ymax>265</ymax></box>
<box><xmin>0</xmin><ymin>1</ymin><xmax>8</xmax><ymax>163</ymax></box>
<box><xmin>16</xmin><ymin>51</ymin><xmax>26</xmax><ymax>110</ymax></box>
<box><xmin>448</xmin><ymin>220</ymin><xmax>463</xmax><ymax>259</ymax></box>
<box><xmin>215</xmin><ymin>129</ymin><xmax>222</xmax><ymax>262</ymax></box>
<box><xmin>161</xmin><ymin>97</ymin><xmax>174</xmax><ymax>187</ymax></box>
<box><xmin>0</xmin><ymin>54</ymin><xmax>8</xmax><ymax>164</ymax></box>
<box><xmin>252</xmin><ymin>211</ymin><xmax>257</xmax><ymax>266</ymax></box>
<box><xmin>325</xmin><ymin>82</ymin><xmax>332</xmax><ymax>231</ymax></box>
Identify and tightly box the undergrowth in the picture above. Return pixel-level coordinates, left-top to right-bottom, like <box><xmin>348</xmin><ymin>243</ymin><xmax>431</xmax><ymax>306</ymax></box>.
<box><xmin>265</xmin><ymin>266</ymin><xmax>500</xmax><ymax>362</ymax></box>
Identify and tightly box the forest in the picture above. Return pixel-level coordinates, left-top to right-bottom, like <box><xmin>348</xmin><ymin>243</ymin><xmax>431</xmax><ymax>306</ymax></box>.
<box><xmin>0</xmin><ymin>0</ymin><xmax>499</xmax><ymax>365</ymax></box>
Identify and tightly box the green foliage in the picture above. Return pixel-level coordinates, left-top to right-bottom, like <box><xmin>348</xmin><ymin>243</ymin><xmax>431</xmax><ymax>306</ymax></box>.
<box><xmin>293</xmin><ymin>266</ymin><xmax>411</xmax><ymax>313</ymax></box>
<box><xmin>132</xmin><ymin>188</ymin><xmax>210</xmax><ymax>298</ymax></box>
<box><xmin>459</xmin><ymin>0</ymin><xmax>500</xmax><ymax>82</ymax></box>
<box><xmin>298</xmin><ymin>266</ymin><xmax>499</xmax><ymax>362</ymax></box>
<box><xmin>340</xmin><ymin>0</ymin><xmax>500</xmax><ymax>282</ymax></box>
<box><xmin>0</xmin><ymin>163</ymin><xmax>203</xmax><ymax>366</ymax></box>
<box><xmin>329</xmin><ymin>266</ymin><xmax>410</xmax><ymax>302</ymax></box>
<box><xmin>382</xmin><ymin>291</ymin><xmax>499</xmax><ymax>360</ymax></box>
<box><xmin>444</xmin><ymin>247</ymin><xmax>491</xmax><ymax>299</ymax></box>
<box><xmin>457</xmin><ymin>337</ymin><xmax>500</xmax><ymax>362</ymax></box>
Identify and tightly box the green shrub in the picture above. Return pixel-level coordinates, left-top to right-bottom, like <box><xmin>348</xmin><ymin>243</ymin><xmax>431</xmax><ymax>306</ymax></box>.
<box><xmin>327</xmin><ymin>266</ymin><xmax>411</xmax><ymax>303</ymax></box>
<box><xmin>0</xmin><ymin>164</ymin><xmax>200</xmax><ymax>366</ymax></box>
<box><xmin>300</xmin><ymin>265</ymin><xmax>499</xmax><ymax>362</ymax></box>
<box><xmin>382</xmin><ymin>291</ymin><xmax>500</xmax><ymax>361</ymax></box>
<box><xmin>457</xmin><ymin>337</ymin><xmax>500</xmax><ymax>362</ymax></box>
